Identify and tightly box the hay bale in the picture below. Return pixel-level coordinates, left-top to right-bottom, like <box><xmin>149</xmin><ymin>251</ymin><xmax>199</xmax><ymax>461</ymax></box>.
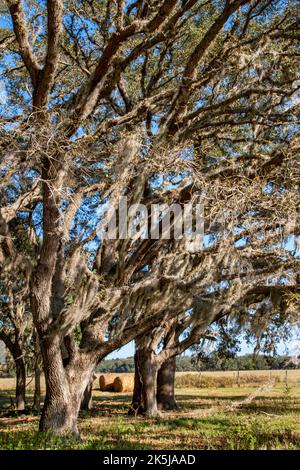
<box><xmin>99</xmin><ymin>374</ymin><xmax>118</xmax><ymax>391</ymax></box>
<box><xmin>113</xmin><ymin>375</ymin><xmax>134</xmax><ymax>393</ymax></box>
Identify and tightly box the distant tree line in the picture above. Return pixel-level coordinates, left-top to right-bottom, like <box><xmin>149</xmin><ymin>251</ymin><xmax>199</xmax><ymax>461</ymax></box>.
<box><xmin>195</xmin><ymin>353</ymin><xmax>299</xmax><ymax>371</ymax></box>
<box><xmin>96</xmin><ymin>356</ymin><xmax>199</xmax><ymax>373</ymax></box>
<box><xmin>96</xmin><ymin>354</ymin><xmax>299</xmax><ymax>373</ymax></box>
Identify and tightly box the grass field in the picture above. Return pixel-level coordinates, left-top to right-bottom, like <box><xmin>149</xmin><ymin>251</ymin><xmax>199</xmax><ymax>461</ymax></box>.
<box><xmin>0</xmin><ymin>370</ymin><xmax>300</xmax><ymax>450</ymax></box>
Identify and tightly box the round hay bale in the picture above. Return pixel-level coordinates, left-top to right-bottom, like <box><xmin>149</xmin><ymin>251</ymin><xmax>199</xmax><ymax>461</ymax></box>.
<box><xmin>113</xmin><ymin>375</ymin><xmax>134</xmax><ymax>393</ymax></box>
<box><xmin>99</xmin><ymin>374</ymin><xmax>118</xmax><ymax>391</ymax></box>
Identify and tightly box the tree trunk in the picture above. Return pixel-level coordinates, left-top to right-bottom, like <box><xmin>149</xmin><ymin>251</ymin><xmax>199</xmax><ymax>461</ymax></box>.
<box><xmin>33</xmin><ymin>363</ymin><xmax>41</xmax><ymax>411</ymax></box>
<box><xmin>129</xmin><ymin>347</ymin><xmax>160</xmax><ymax>417</ymax></box>
<box><xmin>15</xmin><ymin>356</ymin><xmax>26</xmax><ymax>411</ymax></box>
<box><xmin>128</xmin><ymin>350</ymin><xmax>144</xmax><ymax>415</ymax></box>
<box><xmin>81</xmin><ymin>383</ymin><xmax>92</xmax><ymax>411</ymax></box>
<box><xmin>139</xmin><ymin>349</ymin><xmax>159</xmax><ymax>417</ymax></box>
<box><xmin>40</xmin><ymin>391</ymin><xmax>80</xmax><ymax>438</ymax></box>
<box><xmin>39</xmin><ymin>336</ymin><xmax>78</xmax><ymax>437</ymax></box>
<box><xmin>0</xmin><ymin>333</ymin><xmax>26</xmax><ymax>411</ymax></box>
<box><xmin>38</xmin><ymin>334</ymin><xmax>97</xmax><ymax>437</ymax></box>
<box><xmin>157</xmin><ymin>356</ymin><xmax>178</xmax><ymax>410</ymax></box>
<box><xmin>80</xmin><ymin>373</ymin><xmax>96</xmax><ymax>410</ymax></box>
<box><xmin>33</xmin><ymin>329</ymin><xmax>41</xmax><ymax>411</ymax></box>
<box><xmin>39</xmin><ymin>349</ymin><xmax>78</xmax><ymax>436</ymax></box>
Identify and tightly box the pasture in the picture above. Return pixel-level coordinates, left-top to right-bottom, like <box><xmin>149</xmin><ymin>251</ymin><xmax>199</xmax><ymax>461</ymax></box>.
<box><xmin>0</xmin><ymin>370</ymin><xmax>300</xmax><ymax>450</ymax></box>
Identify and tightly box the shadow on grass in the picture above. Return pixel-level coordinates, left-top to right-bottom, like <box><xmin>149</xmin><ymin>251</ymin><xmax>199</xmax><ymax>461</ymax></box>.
<box><xmin>1</xmin><ymin>390</ymin><xmax>300</xmax><ymax>450</ymax></box>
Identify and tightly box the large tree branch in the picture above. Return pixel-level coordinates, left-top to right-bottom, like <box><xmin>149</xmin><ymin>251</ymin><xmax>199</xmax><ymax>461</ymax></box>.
<box><xmin>6</xmin><ymin>0</ymin><xmax>40</xmax><ymax>85</ymax></box>
<box><xmin>68</xmin><ymin>0</ymin><xmax>179</xmax><ymax>130</ymax></box>
<box><xmin>33</xmin><ymin>0</ymin><xmax>63</xmax><ymax>108</ymax></box>
<box><xmin>162</xmin><ymin>0</ymin><xmax>251</xmax><ymax>136</ymax></box>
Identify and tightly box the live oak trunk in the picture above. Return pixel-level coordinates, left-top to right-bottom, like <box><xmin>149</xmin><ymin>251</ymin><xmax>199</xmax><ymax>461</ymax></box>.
<box><xmin>129</xmin><ymin>348</ymin><xmax>159</xmax><ymax>417</ymax></box>
<box><xmin>33</xmin><ymin>364</ymin><xmax>41</xmax><ymax>411</ymax></box>
<box><xmin>39</xmin><ymin>336</ymin><xmax>77</xmax><ymax>436</ymax></box>
<box><xmin>80</xmin><ymin>374</ymin><xmax>96</xmax><ymax>411</ymax></box>
<box><xmin>38</xmin><ymin>335</ymin><xmax>96</xmax><ymax>437</ymax></box>
<box><xmin>141</xmin><ymin>353</ymin><xmax>159</xmax><ymax>417</ymax></box>
<box><xmin>129</xmin><ymin>348</ymin><xmax>160</xmax><ymax>417</ymax></box>
<box><xmin>0</xmin><ymin>335</ymin><xmax>26</xmax><ymax>411</ymax></box>
<box><xmin>15</xmin><ymin>356</ymin><xmax>26</xmax><ymax>411</ymax></box>
<box><xmin>128</xmin><ymin>350</ymin><xmax>144</xmax><ymax>415</ymax></box>
<box><xmin>157</xmin><ymin>356</ymin><xmax>178</xmax><ymax>410</ymax></box>
<box><xmin>33</xmin><ymin>330</ymin><xmax>41</xmax><ymax>411</ymax></box>
<box><xmin>81</xmin><ymin>384</ymin><xmax>92</xmax><ymax>411</ymax></box>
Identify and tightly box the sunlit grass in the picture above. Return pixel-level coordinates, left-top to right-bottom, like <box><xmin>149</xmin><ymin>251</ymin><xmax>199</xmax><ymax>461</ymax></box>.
<box><xmin>1</xmin><ymin>380</ymin><xmax>300</xmax><ymax>450</ymax></box>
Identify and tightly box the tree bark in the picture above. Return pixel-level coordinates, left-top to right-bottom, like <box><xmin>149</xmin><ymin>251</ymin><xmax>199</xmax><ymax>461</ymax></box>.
<box><xmin>129</xmin><ymin>347</ymin><xmax>160</xmax><ymax>417</ymax></box>
<box><xmin>39</xmin><ymin>336</ymin><xmax>78</xmax><ymax>437</ymax></box>
<box><xmin>139</xmin><ymin>349</ymin><xmax>159</xmax><ymax>417</ymax></box>
<box><xmin>33</xmin><ymin>329</ymin><xmax>41</xmax><ymax>411</ymax></box>
<box><xmin>80</xmin><ymin>373</ymin><xmax>96</xmax><ymax>410</ymax></box>
<box><xmin>39</xmin><ymin>338</ymin><xmax>77</xmax><ymax>436</ymax></box>
<box><xmin>157</xmin><ymin>356</ymin><xmax>178</xmax><ymax>410</ymax></box>
<box><xmin>0</xmin><ymin>332</ymin><xmax>26</xmax><ymax>411</ymax></box>
<box><xmin>38</xmin><ymin>335</ymin><xmax>97</xmax><ymax>437</ymax></box>
<box><xmin>15</xmin><ymin>356</ymin><xmax>26</xmax><ymax>411</ymax></box>
<box><xmin>33</xmin><ymin>363</ymin><xmax>41</xmax><ymax>411</ymax></box>
<box><xmin>128</xmin><ymin>350</ymin><xmax>144</xmax><ymax>415</ymax></box>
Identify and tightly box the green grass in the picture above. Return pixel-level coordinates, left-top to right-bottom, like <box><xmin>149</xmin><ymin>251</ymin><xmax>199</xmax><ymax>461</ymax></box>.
<box><xmin>1</xmin><ymin>383</ymin><xmax>300</xmax><ymax>450</ymax></box>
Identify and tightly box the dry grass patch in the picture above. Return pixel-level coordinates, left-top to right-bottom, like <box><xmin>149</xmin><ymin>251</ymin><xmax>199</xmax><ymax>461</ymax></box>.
<box><xmin>1</xmin><ymin>373</ymin><xmax>300</xmax><ymax>450</ymax></box>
